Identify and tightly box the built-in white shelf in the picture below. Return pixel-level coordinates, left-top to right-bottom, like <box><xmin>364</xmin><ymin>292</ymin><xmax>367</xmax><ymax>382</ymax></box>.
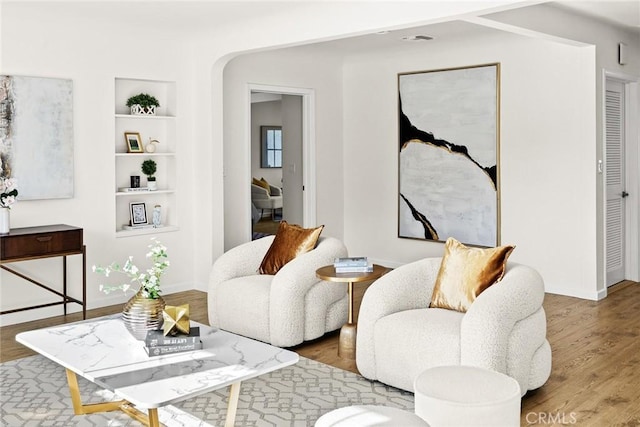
<box><xmin>115</xmin><ymin>225</ymin><xmax>180</xmax><ymax>238</ymax></box>
<box><xmin>114</xmin><ymin>77</ymin><xmax>178</xmax><ymax>237</ymax></box>
<box><xmin>115</xmin><ymin>114</ymin><xmax>175</xmax><ymax>120</ymax></box>
<box><xmin>115</xmin><ymin>153</ymin><xmax>176</xmax><ymax>157</ymax></box>
<box><xmin>115</xmin><ymin>189</ymin><xmax>175</xmax><ymax>197</ymax></box>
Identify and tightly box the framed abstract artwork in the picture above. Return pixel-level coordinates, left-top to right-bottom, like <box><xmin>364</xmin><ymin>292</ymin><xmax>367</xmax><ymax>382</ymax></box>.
<box><xmin>398</xmin><ymin>63</ymin><xmax>500</xmax><ymax>247</ymax></box>
<box><xmin>0</xmin><ymin>75</ymin><xmax>74</xmax><ymax>200</ymax></box>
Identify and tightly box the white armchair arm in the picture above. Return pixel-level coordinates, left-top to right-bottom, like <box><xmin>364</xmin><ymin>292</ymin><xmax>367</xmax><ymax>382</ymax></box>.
<box><xmin>269</xmin><ymin>185</ymin><xmax>282</xmax><ymax>196</ymax></box>
<box><xmin>251</xmin><ymin>184</ymin><xmax>270</xmax><ymax>200</ymax></box>
<box><xmin>356</xmin><ymin>257</ymin><xmax>442</xmax><ymax>378</ymax></box>
<box><xmin>461</xmin><ymin>264</ymin><xmax>545</xmax><ymax>375</ymax></box>
<box><xmin>208</xmin><ymin>236</ymin><xmax>275</xmax><ymax>327</ymax></box>
<box><xmin>269</xmin><ymin>237</ymin><xmax>347</xmax><ymax>346</ymax></box>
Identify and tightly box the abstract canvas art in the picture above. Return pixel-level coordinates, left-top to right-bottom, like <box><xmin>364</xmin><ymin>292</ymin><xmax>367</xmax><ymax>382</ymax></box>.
<box><xmin>0</xmin><ymin>75</ymin><xmax>74</xmax><ymax>200</ymax></box>
<box><xmin>398</xmin><ymin>64</ymin><xmax>500</xmax><ymax>247</ymax></box>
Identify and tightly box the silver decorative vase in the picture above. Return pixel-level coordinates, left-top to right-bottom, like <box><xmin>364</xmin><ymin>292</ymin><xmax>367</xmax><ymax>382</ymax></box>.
<box><xmin>122</xmin><ymin>289</ymin><xmax>165</xmax><ymax>340</ymax></box>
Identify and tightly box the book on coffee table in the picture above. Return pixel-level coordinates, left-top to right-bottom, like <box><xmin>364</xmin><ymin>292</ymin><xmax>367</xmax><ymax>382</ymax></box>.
<box><xmin>144</xmin><ymin>340</ymin><xmax>203</xmax><ymax>357</ymax></box>
<box><xmin>144</xmin><ymin>327</ymin><xmax>202</xmax><ymax>357</ymax></box>
<box><xmin>145</xmin><ymin>327</ymin><xmax>201</xmax><ymax>347</ymax></box>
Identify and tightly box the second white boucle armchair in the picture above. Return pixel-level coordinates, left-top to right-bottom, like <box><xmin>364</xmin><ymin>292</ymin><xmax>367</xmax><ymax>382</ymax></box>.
<box><xmin>356</xmin><ymin>258</ymin><xmax>551</xmax><ymax>396</ymax></box>
<box><xmin>208</xmin><ymin>236</ymin><xmax>349</xmax><ymax>347</ymax></box>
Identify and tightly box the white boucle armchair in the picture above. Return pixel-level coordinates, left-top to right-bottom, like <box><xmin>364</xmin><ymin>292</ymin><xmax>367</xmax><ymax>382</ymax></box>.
<box><xmin>208</xmin><ymin>236</ymin><xmax>349</xmax><ymax>347</ymax></box>
<box><xmin>356</xmin><ymin>258</ymin><xmax>551</xmax><ymax>396</ymax></box>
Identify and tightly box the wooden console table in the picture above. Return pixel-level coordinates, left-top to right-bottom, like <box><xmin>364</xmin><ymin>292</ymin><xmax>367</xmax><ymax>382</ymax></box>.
<box><xmin>0</xmin><ymin>224</ymin><xmax>86</xmax><ymax>319</ymax></box>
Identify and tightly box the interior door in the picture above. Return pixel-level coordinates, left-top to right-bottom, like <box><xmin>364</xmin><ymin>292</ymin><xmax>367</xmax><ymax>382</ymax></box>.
<box><xmin>281</xmin><ymin>94</ymin><xmax>304</xmax><ymax>225</ymax></box>
<box><xmin>605</xmin><ymin>79</ymin><xmax>627</xmax><ymax>287</ymax></box>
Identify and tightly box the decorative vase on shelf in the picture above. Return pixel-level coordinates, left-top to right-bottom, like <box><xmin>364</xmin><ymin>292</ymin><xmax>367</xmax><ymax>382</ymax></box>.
<box><xmin>0</xmin><ymin>208</ymin><xmax>9</xmax><ymax>234</ymax></box>
<box><xmin>130</xmin><ymin>104</ymin><xmax>156</xmax><ymax>115</ymax></box>
<box><xmin>121</xmin><ymin>289</ymin><xmax>166</xmax><ymax>340</ymax></box>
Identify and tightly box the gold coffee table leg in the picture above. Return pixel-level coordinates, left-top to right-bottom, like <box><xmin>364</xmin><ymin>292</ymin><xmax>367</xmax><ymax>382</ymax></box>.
<box><xmin>338</xmin><ymin>281</ymin><xmax>357</xmax><ymax>359</ymax></box>
<box><xmin>225</xmin><ymin>381</ymin><xmax>242</xmax><ymax>427</ymax></box>
<box><xmin>65</xmin><ymin>369</ymin><xmax>163</xmax><ymax>426</ymax></box>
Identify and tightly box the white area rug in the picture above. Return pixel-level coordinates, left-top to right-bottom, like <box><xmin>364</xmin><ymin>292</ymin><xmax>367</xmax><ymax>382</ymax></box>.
<box><xmin>0</xmin><ymin>354</ymin><xmax>414</xmax><ymax>426</ymax></box>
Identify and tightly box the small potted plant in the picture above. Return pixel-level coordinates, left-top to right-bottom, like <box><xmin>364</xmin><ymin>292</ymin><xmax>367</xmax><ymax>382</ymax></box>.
<box><xmin>126</xmin><ymin>93</ymin><xmax>160</xmax><ymax>115</ymax></box>
<box><xmin>141</xmin><ymin>159</ymin><xmax>157</xmax><ymax>191</ymax></box>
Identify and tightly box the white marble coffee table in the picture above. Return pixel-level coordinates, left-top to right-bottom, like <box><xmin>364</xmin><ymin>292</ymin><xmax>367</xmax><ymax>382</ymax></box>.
<box><xmin>16</xmin><ymin>315</ymin><xmax>299</xmax><ymax>427</ymax></box>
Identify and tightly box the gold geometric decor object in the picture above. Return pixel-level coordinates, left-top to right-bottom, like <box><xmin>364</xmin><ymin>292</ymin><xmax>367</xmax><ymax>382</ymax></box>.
<box><xmin>162</xmin><ymin>304</ymin><xmax>190</xmax><ymax>336</ymax></box>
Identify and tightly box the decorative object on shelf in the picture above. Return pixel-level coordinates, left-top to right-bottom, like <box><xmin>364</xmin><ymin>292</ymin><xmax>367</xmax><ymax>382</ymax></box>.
<box><xmin>126</xmin><ymin>93</ymin><xmax>160</xmax><ymax>116</ymax></box>
<box><xmin>141</xmin><ymin>158</ymin><xmax>157</xmax><ymax>191</ymax></box>
<box><xmin>398</xmin><ymin>63</ymin><xmax>500</xmax><ymax>248</ymax></box>
<box><xmin>119</xmin><ymin>187</ymin><xmax>149</xmax><ymax>192</ymax></box>
<box><xmin>92</xmin><ymin>238</ymin><xmax>170</xmax><ymax>339</ymax></box>
<box><xmin>152</xmin><ymin>204</ymin><xmax>162</xmax><ymax>227</ymax></box>
<box><xmin>129</xmin><ymin>201</ymin><xmax>147</xmax><ymax>226</ymax></box>
<box><xmin>124</xmin><ymin>131</ymin><xmax>143</xmax><ymax>153</ymax></box>
<box><xmin>162</xmin><ymin>304</ymin><xmax>190</xmax><ymax>336</ymax></box>
<box><xmin>145</xmin><ymin>138</ymin><xmax>159</xmax><ymax>153</ymax></box>
<box><xmin>130</xmin><ymin>175</ymin><xmax>140</xmax><ymax>188</ymax></box>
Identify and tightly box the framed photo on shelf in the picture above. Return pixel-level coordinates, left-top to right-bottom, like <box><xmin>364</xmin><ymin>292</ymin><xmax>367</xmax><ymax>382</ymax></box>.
<box><xmin>125</xmin><ymin>132</ymin><xmax>143</xmax><ymax>153</ymax></box>
<box><xmin>129</xmin><ymin>202</ymin><xmax>147</xmax><ymax>226</ymax></box>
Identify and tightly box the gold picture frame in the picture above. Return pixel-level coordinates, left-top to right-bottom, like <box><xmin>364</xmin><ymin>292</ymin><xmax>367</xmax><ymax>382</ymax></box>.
<box><xmin>398</xmin><ymin>63</ymin><xmax>501</xmax><ymax>248</ymax></box>
<box><xmin>124</xmin><ymin>132</ymin><xmax>143</xmax><ymax>153</ymax></box>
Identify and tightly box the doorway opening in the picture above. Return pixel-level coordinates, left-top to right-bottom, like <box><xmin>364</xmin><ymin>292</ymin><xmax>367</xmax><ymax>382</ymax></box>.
<box><xmin>248</xmin><ymin>84</ymin><xmax>316</xmax><ymax>240</ymax></box>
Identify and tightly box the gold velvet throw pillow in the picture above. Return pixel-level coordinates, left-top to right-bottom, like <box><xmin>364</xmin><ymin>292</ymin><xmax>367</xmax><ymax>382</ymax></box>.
<box><xmin>259</xmin><ymin>221</ymin><xmax>324</xmax><ymax>275</ymax></box>
<box><xmin>253</xmin><ymin>177</ymin><xmax>271</xmax><ymax>195</ymax></box>
<box><xmin>430</xmin><ymin>237</ymin><xmax>515</xmax><ymax>312</ymax></box>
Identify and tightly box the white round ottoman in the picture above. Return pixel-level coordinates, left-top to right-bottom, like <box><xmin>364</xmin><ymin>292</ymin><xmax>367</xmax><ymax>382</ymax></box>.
<box><xmin>414</xmin><ymin>366</ymin><xmax>521</xmax><ymax>427</ymax></box>
<box><xmin>315</xmin><ymin>405</ymin><xmax>430</xmax><ymax>426</ymax></box>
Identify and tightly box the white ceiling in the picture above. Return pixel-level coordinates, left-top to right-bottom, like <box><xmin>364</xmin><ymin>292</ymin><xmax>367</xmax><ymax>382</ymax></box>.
<box><xmin>6</xmin><ymin>1</ymin><xmax>637</xmax><ymax>36</ymax></box>
<box><xmin>3</xmin><ymin>1</ymin><xmax>637</xmax><ymax>56</ymax></box>
<box><xmin>556</xmin><ymin>1</ymin><xmax>640</xmax><ymax>30</ymax></box>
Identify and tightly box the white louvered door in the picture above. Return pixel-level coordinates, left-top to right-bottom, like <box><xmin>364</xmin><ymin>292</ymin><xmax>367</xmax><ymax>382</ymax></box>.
<box><xmin>605</xmin><ymin>79</ymin><xmax>626</xmax><ymax>287</ymax></box>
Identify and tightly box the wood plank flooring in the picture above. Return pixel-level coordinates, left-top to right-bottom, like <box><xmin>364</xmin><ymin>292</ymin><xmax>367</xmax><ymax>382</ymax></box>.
<box><xmin>1</xmin><ymin>281</ymin><xmax>639</xmax><ymax>426</ymax></box>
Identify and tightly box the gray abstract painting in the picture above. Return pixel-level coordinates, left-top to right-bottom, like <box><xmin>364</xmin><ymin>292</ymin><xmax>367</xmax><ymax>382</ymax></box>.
<box><xmin>398</xmin><ymin>64</ymin><xmax>499</xmax><ymax>247</ymax></box>
<box><xmin>0</xmin><ymin>75</ymin><xmax>74</xmax><ymax>200</ymax></box>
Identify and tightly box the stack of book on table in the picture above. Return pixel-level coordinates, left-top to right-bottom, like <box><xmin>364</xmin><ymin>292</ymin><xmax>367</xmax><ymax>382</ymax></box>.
<box><xmin>144</xmin><ymin>327</ymin><xmax>202</xmax><ymax>357</ymax></box>
<box><xmin>334</xmin><ymin>256</ymin><xmax>373</xmax><ymax>273</ymax></box>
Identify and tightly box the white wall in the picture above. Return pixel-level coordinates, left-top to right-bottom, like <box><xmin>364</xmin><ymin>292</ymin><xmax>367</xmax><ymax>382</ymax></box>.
<box><xmin>0</xmin><ymin>3</ymin><xmax>198</xmax><ymax>325</ymax></box>
<box><xmin>341</xmin><ymin>30</ymin><xmax>598</xmax><ymax>299</ymax></box>
<box><xmin>222</xmin><ymin>49</ymin><xmax>344</xmax><ymax>250</ymax></box>
<box><xmin>487</xmin><ymin>3</ymin><xmax>640</xmax><ymax>297</ymax></box>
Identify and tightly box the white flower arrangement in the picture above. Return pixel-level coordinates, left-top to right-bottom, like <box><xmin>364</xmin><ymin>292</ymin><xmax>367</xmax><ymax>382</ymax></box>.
<box><xmin>0</xmin><ymin>155</ymin><xmax>18</xmax><ymax>209</ymax></box>
<box><xmin>93</xmin><ymin>238</ymin><xmax>169</xmax><ymax>299</ymax></box>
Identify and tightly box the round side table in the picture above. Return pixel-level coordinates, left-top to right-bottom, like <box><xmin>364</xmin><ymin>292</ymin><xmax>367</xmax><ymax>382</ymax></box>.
<box><xmin>316</xmin><ymin>264</ymin><xmax>387</xmax><ymax>359</ymax></box>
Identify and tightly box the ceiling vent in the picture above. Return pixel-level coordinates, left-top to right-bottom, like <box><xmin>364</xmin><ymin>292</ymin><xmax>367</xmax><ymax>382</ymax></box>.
<box><xmin>401</xmin><ymin>35</ymin><xmax>434</xmax><ymax>42</ymax></box>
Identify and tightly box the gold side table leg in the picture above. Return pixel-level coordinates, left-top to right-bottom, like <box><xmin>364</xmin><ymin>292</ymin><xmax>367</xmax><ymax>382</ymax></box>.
<box><xmin>338</xmin><ymin>281</ymin><xmax>357</xmax><ymax>359</ymax></box>
<box><xmin>225</xmin><ymin>381</ymin><xmax>242</xmax><ymax>427</ymax></box>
